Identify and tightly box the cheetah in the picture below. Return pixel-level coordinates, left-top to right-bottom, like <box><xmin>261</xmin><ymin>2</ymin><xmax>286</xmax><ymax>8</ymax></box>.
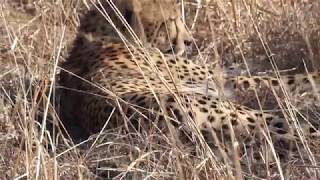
<box><xmin>58</xmin><ymin>0</ymin><xmax>318</xmax><ymax>173</ymax></box>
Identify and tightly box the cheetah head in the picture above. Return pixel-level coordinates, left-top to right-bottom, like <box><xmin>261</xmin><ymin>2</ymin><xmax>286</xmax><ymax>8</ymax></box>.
<box><xmin>137</xmin><ymin>0</ymin><xmax>192</xmax><ymax>55</ymax></box>
<box><xmin>79</xmin><ymin>0</ymin><xmax>191</xmax><ymax>55</ymax></box>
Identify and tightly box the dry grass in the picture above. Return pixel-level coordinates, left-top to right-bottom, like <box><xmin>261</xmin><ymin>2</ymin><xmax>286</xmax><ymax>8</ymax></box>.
<box><xmin>0</xmin><ymin>0</ymin><xmax>319</xmax><ymax>179</ymax></box>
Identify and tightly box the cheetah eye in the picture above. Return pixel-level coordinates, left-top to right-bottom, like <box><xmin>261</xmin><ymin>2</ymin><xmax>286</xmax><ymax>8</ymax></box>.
<box><xmin>169</xmin><ymin>16</ymin><xmax>176</xmax><ymax>21</ymax></box>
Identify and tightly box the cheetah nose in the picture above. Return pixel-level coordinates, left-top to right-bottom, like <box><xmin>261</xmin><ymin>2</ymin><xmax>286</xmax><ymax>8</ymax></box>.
<box><xmin>173</xmin><ymin>38</ymin><xmax>191</xmax><ymax>46</ymax></box>
<box><xmin>184</xmin><ymin>39</ymin><xmax>192</xmax><ymax>46</ymax></box>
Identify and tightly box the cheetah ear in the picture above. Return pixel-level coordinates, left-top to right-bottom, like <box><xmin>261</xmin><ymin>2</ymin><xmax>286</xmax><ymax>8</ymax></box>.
<box><xmin>127</xmin><ymin>12</ymin><xmax>147</xmax><ymax>44</ymax></box>
<box><xmin>120</xmin><ymin>0</ymin><xmax>147</xmax><ymax>44</ymax></box>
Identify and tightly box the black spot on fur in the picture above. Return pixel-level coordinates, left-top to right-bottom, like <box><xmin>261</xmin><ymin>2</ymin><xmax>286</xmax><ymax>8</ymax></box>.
<box><xmin>188</xmin><ymin>111</ymin><xmax>194</xmax><ymax>119</ymax></box>
<box><xmin>156</xmin><ymin>60</ymin><xmax>162</xmax><ymax>66</ymax></box>
<box><xmin>115</xmin><ymin>84</ymin><xmax>123</xmax><ymax>89</ymax></box>
<box><xmin>115</xmin><ymin>61</ymin><xmax>125</xmax><ymax>65</ymax></box>
<box><xmin>215</xmin><ymin>109</ymin><xmax>223</xmax><ymax>114</ymax></box>
<box><xmin>231</xmin><ymin>119</ymin><xmax>238</xmax><ymax>126</ymax></box>
<box><xmin>173</xmin><ymin>109</ymin><xmax>183</xmax><ymax>122</ymax></box>
<box><xmin>125</xmin><ymin>54</ymin><xmax>132</xmax><ymax>59</ymax></box>
<box><xmin>117</xmin><ymin>46</ymin><xmax>125</xmax><ymax>51</ymax></box>
<box><xmin>200</xmin><ymin>108</ymin><xmax>208</xmax><ymax>113</ymax></box>
<box><xmin>247</xmin><ymin>117</ymin><xmax>255</xmax><ymax>123</ymax></box>
<box><xmin>210</xmin><ymin>104</ymin><xmax>217</xmax><ymax>108</ymax></box>
<box><xmin>238</xmin><ymin>111</ymin><xmax>245</xmax><ymax>115</ymax></box>
<box><xmin>108</xmin><ymin>49</ymin><xmax>118</xmax><ymax>54</ymax></box>
<box><xmin>188</xmin><ymin>78</ymin><xmax>195</xmax><ymax>82</ymax></box>
<box><xmin>202</xmin><ymin>96</ymin><xmax>211</xmax><ymax>100</ymax></box>
<box><xmin>167</xmin><ymin>96</ymin><xmax>175</xmax><ymax>103</ymax></box>
<box><xmin>109</xmin><ymin>57</ymin><xmax>118</xmax><ymax>61</ymax></box>
<box><xmin>197</xmin><ymin>99</ymin><xmax>207</xmax><ymax>105</ymax></box>
<box><xmin>120</xmin><ymin>64</ymin><xmax>128</xmax><ymax>69</ymax></box>
<box><xmin>169</xmin><ymin>59</ymin><xmax>176</xmax><ymax>64</ymax></box>
<box><xmin>208</xmin><ymin>115</ymin><xmax>215</xmax><ymax>122</ymax></box>
<box><xmin>254</xmin><ymin>77</ymin><xmax>261</xmax><ymax>84</ymax></box>
<box><xmin>287</xmin><ymin>79</ymin><xmax>295</xmax><ymax>85</ymax></box>
<box><xmin>171</xmin><ymin>120</ymin><xmax>179</xmax><ymax>127</ymax></box>
<box><xmin>104</xmin><ymin>46</ymin><xmax>114</xmax><ymax>51</ymax></box>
